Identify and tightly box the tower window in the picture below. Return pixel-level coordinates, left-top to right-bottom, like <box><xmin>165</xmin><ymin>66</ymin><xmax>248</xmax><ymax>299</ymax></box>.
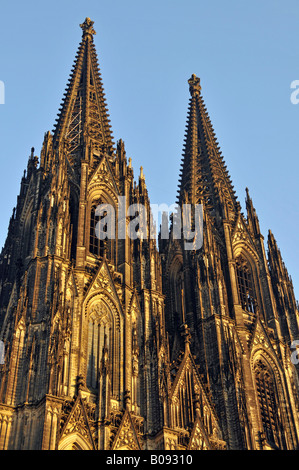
<box><xmin>236</xmin><ymin>256</ymin><xmax>256</xmax><ymax>313</ymax></box>
<box><xmin>254</xmin><ymin>359</ymin><xmax>286</xmax><ymax>449</ymax></box>
<box><xmin>90</xmin><ymin>202</ymin><xmax>108</xmax><ymax>257</ymax></box>
<box><xmin>90</xmin><ymin>204</ymin><xmax>100</xmax><ymax>255</ymax></box>
<box><xmin>87</xmin><ymin>317</ymin><xmax>109</xmax><ymax>390</ymax></box>
<box><xmin>89</xmin><ymin>201</ymin><xmax>114</xmax><ymax>261</ymax></box>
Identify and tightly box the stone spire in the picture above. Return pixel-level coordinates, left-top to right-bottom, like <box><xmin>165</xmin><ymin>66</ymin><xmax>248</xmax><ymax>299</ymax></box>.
<box><xmin>52</xmin><ymin>18</ymin><xmax>114</xmax><ymax>164</ymax></box>
<box><xmin>177</xmin><ymin>74</ymin><xmax>238</xmax><ymax>220</ymax></box>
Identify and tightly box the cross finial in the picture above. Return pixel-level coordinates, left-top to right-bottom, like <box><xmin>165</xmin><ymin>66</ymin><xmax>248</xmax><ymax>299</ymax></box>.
<box><xmin>80</xmin><ymin>17</ymin><xmax>96</xmax><ymax>38</ymax></box>
<box><xmin>188</xmin><ymin>74</ymin><xmax>201</xmax><ymax>96</ymax></box>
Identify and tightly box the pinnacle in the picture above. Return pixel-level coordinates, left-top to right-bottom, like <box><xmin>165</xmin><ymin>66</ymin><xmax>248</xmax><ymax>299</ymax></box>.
<box><xmin>268</xmin><ymin>229</ymin><xmax>277</xmax><ymax>247</ymax></box>
<box><xmin>188</xmin><ymin>74</ymin><xmax>201</xmax><ymax>96</ymax></box>
<box><xmin>80</xmin><ymin>17</ymin><xmax>96</xmax><ymax>38</ymax></box>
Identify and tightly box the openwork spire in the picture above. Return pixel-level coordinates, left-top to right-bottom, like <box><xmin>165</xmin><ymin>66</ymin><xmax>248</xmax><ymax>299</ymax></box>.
<box><xmin>178</xmin><ymin>74</ymin><xmax>238</xmax><ymax>219</ymax></box>
<box><xmin>53</xmin><ymin>18</ymin><xmax>114</xmax><ymax>163</ymax></box>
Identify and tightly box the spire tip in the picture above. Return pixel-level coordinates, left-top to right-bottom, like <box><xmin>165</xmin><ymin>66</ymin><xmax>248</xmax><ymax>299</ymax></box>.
<box><xmin>188</xmin><ymin>74</ymin><xmax>201</xmax><ymax>96</ymax></box>
<box><xmin>80</xmin><ymin>17</ymin><xmax>96</xmax><ymax>38</ymax></box>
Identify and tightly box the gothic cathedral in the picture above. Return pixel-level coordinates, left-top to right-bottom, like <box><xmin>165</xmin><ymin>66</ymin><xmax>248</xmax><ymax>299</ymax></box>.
<box><xmin>0</xmin><ymin>18</ymin><xmax>298</xmax><ymax>450</ymax></box>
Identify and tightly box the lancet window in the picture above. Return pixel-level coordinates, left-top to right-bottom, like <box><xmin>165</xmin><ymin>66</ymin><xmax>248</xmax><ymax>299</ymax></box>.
<box><xmin>90</xmin><ymin>203</ymin><xmax>102</xmax><ymax>256</ymax></box>
<box><xmin>89</xmin><ymin>200</ymin><xmax>115</xmax><ymax>262</ymax></box>
<box><xmin>236</xmin><ymin>256</ymin><xmax>256</xmax><ymax>313</ymax></box>
<box><xmin>170</xmin><ymin>260</ymin><xmax>185</xmax><ymax>325</ymax></box>
<box><xmin>87</xmin><ymin>305</ymin><xmax>111</xmax><ymax>390</ymax></box>
<box><xmin>254</xmin><ymin>359</ymin><xmax>286</xmax><ymax>449</ymax></box>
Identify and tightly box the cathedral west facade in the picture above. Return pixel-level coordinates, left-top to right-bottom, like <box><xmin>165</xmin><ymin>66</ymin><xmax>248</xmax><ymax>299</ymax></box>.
<box><xmin>0</xmin><ymin>18</ymin><xmax>298</xmax><ymax>450</ymax></box>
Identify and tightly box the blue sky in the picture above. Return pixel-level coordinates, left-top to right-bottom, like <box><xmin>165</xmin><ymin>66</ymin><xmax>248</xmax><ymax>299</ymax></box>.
<box><xmin>0</xmin><ymin>0</ymin><xmax>298</xmax><ymax>298</ymax></box>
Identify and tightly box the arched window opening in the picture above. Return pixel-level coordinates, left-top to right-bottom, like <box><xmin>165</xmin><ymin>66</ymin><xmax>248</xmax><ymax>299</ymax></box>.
<box><xmin>87</xmin><ymin>315</ymin><xmax>110</xmax><ymax>390</ymax></box>
<box><xmin>70</xmin><ymin>191</ymin><xmax>79</xmax><ymax>261</ymax></box>
<box><xmin>86</xmin><ymin>299</ymin><xmax>122</xmax><ymax>408</ymax></box>
<box><xmin>89</xmin><ymin>201</ymin><xmax>115</xmax><ymax>262</ymax></box>
<box><xmin>86</xmin><ymin>299</ymin><xmax>119</xmax><ymax>395</ymax></box>
<box><xmin>236</xmin><ymin>256</ymin><xmax>256</xmax><ymax>314</ymax></box>
<box><xmin>171</xmin><ymin>368</ymin><xmax>195</xmax><ymax>431</ymax></box>
<box><xmin>254</xmin><ymin>359</ymin><xmax>286</xmax><ymax>449</ymax></box>
<box><xmin>90</xmin><ymin>203</ymin><xmax>102</xmax><ymax>256</ymax></box>
<box><xmin>170</xmin><ymin>261</ymin><xmax>185</xmax><ymax>326</ymax></box>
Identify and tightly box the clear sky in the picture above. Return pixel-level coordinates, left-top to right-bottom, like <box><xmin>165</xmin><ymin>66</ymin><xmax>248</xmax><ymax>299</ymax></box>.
<box><xmin>0</xmin><ymin>0</ymin><xmax>298</xmax><ymax>299</ymax></box>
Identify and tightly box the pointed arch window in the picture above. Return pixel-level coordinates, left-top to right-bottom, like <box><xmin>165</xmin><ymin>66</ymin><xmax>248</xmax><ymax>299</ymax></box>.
<box><xmin>86</xmin><ymin>300</ymin><xmax>122</xmax><ymax>406</ymax></box>
<box><xmin>90</xmin><ymin>203</ymin><xmax>101</xmax><ymax>256</ymax></box>
<box><xmin>236</xmin><ymin>256</ymin><xmax>256</xmax><ymax>313</ymax></box>
<box><xmin>87</xmin><ymin>310</ymin><xmax>110</xmax><ymax>390</ymax></box>
<box><xmin>89</xmin><ymin>202</ymin><xmax>108</xmax><ymax>258</ymax></box>
<box><xmin>89</xmin><ymin>201</ymin><xmax>115</xmax><ymax>262</ymax></box>
<box><xmin>254</xmin><ymin>359</ymin><xmax>286</xmax><ymax>449</ymax></box>
<box><xmin>70</xmin><ymin>190</ymin><xmax>79</xmax><ymax>261</ymax></box>
<box><xmin>175</xmin><ymin>269</ymin><xmax>185</xmax><ymax>323</ymax></box>
<box><xmin>171</xmin><ymin>366</ymin><xmax>195</xmax><ymax>431</ymax></box>
<box><xmin>169</xmin><ymin>259</ymin><xmax>185</xmax><ymax>327</ymax></box>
